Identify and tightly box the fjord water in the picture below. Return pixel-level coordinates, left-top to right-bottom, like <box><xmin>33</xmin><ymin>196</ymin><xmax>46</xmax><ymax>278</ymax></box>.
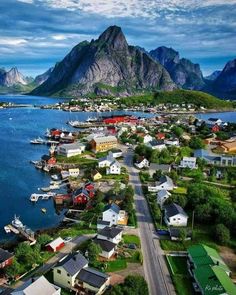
<box><xmin>0</xmin><ymin>95</ymin><xmax>235</xmax><ymax>242</ymax></box>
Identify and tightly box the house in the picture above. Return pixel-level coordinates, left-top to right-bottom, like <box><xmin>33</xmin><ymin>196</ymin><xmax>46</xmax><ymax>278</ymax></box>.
<box><xmin>102</xmin><ymin>204</ymin><xmax>128</xmax><ymax>226</ymax></box>
<box><xmin>135</xmin><ymin>157</ymin><xmax>149</xmax><ymax>169</ymax></box>
<box><xmin>194</xmin><ymin>149</ymin><xmax>236</xmax><ymax>166</ymax></box>
<box><xmin>68</xmin><ymin>168</ymin><xmax>80</xmax><ymax>177</ymax></box>
<box><xmin>106</xmin><ymin>160</ymin><xmax>121</xmax><ymax>175</ymax></box>
<box><xmin>11</xmin><ymin>276</ymin><xmax>61</xmax><ymax>295</ymax></box>
<box><xmin>207</xmin><ymin>118</ymin><xmax>222</xmax><ymax>126</ymax></box>
<box><xmin>187</xmin><ymin>244</ymin><xmax>236</xmax><ymax>295</ymax></box>
<box><xmin>91</xmin><ymin>170</ymin><xmax>102</xmax><ymax>181</ymax></box>
<box><xmin>41</xmin><ymin>155</ymin><xmax>57</xmax><ymax>165</ymax></box>
<box><xmin>98</xmin><ymin>152</ymin><xmax>114</xmax><ymax>168</ymax></box>
<box><xmin>53</xmin><ymin>252</ymin><xmax>109</xmax><ymax>294</ymax></box>
<box><xmin>146</xmin><ymin>139</ymin><xmax>166</xmax><ymax>150</ymax></box>
<box><xmin>164</xmin><ymin>138</ymin><xmax>179</xmax><ymax>146</ymax></box>
<box><xmin>72</xmin><ymin>188</ymin><xmax>89</xmax><ymax>205</ymax></box>
<box><xmin>219</xmin><ymin>140</ymin><xmax>236</xmax><ymax>153</ymax></box>
<box><xmin>90</xmin><ymin>136</ymin><xmax>117</xmax><ymax>153</ymax></box>
<box><xmin>0</xmin><ymin>248</ymin><xmax>14</xmax><ymax>269</ymax></box>
<box><xmin>179</xmin><ymin>157</ymin><xmax>197</xmax><ymax>169</ymax></box>
<box><xmin>148</xmin><ymin>175</ymin><xmax>175</xmax><ymax>192</ymax></box>
<box><xmin>97</xmin><ymin>226</ymin><xmax>123</xmax><ymax>244</ymax></box>
<box><xmin>46</xmin><ymin>237</ymin><xmax>65</xmax><ymax>252</ymax></box>
<box><xmin>212</xmin><ymin>124</ymin><xmax>220</xmax><ymax>133</ymax></box>
<box><xmin>57</xmin><ymin>142</ymin><xmax>86</xmax><ymax>158</ymax></box>
<box><xmin>149</xmin><ymin>163</ymin><xmax>171</xmax><ymax>177</ymax></box>
<box><xmin>143</xmin><ymin>134</ymin><xmax>153</xmax><ymax>144</ymax></box>
<box><xmin>155</xmin><ymin>133</ymin><xmax>165</xmax><ymax>140</ymax></box>
<box><xmin>164</xmin><ymin>203</ymin><xmax>188</xmax><ymax>227</ymax></box>
<box><xmin>157</xmin><ymin>190</ymin><xmax>171</xmax><ymax>208</ymax></box>
<box><xmin>110</xmin><ymin>149</ymin><xmax>123</xmax><ymax>158</ymax></box>
<box><xmin>93</xmin><ymin>238</ymin><xmax>117</xmax><ymax>259</ymax></box>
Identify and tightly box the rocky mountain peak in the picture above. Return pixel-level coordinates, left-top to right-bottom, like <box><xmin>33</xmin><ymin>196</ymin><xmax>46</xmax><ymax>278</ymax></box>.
<box><xmin>98</xmin><ymin>25</ymin><xmax>128</xmax><ymax>50</ymax></box>
<box><xmin>0</xmin><ymin>67</ymin><xmax>27</xmax><ymax>87</ymax></box>
<box><xmin>150</xmin><ymin>46</ymin><xmax>180</xmax><ymax>65</ymax></box>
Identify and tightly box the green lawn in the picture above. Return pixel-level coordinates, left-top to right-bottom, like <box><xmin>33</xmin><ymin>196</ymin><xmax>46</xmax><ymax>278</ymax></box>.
<box><xmin>123</xmin><ymin>235</ymin><xmax>141</xmax><ymax>246</ymax></box>
<box><xmin>56</xmin><ymin>154</ymin><xmax>97</xmax><ymax>166</ymax></box>
<box><xmin>172</xmin><ymin>187</ymin><xmax>187</xmax><ymax>195</ymax></box>
<box><xmin>56</xmin><ymin>225</ymin><xmax>96</xmax><ymax>239</ymax></box>
<box><xmin>105</xmin><ymin>258</ymin><xmax>127</xmax><ymax>272</ymax></box>
<box><xmin>166</xmin><ymin>256</ymin><xmax>194</xmax><ymax>295</ymax></box>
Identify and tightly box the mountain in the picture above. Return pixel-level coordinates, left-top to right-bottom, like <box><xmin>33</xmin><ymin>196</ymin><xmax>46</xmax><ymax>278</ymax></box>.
<box><xmin>205</xmin><ymin>70</ymin><xmax>221</xmax><ymax>81</ymax></box>
<box><xmin>31</xmin><ymin>26</ymin><xmax>176</xmax><ymax>97</ymax></box>
<box><xmin>149</xmin><ymin>46</ymin><xmax>205</xmax><ymax>90</ymax></box>
<box><xmin>0</xmin><ymin>67</ymin><xmax>28</xmax><ymax>87</ymax></box>
<box><xmin>34</xmin><ymin>67</ymin><xmax>54</xmax><ymax>86</ymax></box>
<box><xmin>211</xmin><ymin>59</ymin><xmax>236</xmax><ymax>98</ymax></box>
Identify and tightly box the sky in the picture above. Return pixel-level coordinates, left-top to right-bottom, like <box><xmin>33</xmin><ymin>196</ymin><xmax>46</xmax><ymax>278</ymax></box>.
<box><xmin>0</xmin><ymin>0</ymin><xmax>235</xmax><ymax>77</ymax></box>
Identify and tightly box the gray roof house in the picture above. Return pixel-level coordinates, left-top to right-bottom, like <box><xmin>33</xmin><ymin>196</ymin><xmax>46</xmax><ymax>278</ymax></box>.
<box><xmin>148</xmin><ymin>175</ymin><xmax>175</xmax><ymax>192</ymax></box>
<box><xmin>164</xmin><ymin>203</ymin><xmax>188</xmax><ymax>227</ymax></box>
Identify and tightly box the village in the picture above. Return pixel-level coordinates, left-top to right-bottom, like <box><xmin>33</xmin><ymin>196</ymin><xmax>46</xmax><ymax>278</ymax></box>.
<box><xmin>0</xmin><ymin>112</ymin><xmax>236</xmax><ymax>295</ymax></box>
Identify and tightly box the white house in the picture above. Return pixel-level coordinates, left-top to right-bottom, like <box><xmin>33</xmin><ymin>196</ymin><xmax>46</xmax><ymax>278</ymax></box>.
<box><xmin>97</xmin><ymin>226</ymin><xmax>123</xmax><ymax>244</ymax></box>
<box><xmin>102</xmin><ymin>204</ymin><xmax>128</xmax><ymax>226</ymax></box>
<box><xmin>106</xmin><ymin>160</ymin><xmax>121</xmax><ymax>175</ymax></box>
<box><xmin>57</xmin><ymin>142</ymin><xmax>85</xmax><ymax>158</ymax></box>
<box><xmin>53</xmin><ymin>252</ymin><xmax>109</xmax><ymax>294</ymax></box>
<box><xmin>111</xmin><ymin>149</ymin><xmax>123</xmax><ymax>158</ymax></box>
<box><xmin>179</xmin><ymin>157</ymin><xmax>197</xmax><ymax>169</ymax></box>
<box><xmin>148</xmin><ymin>176</ymin><xmax>175</xmax><ymax>192</ymax></box>
<box><xmin>68</xmin><ymin>168</ymin><xmax>80</xmax><ymax>177</ymax></box>
<box><xmin>93</xmin><ymin>238</ymin><xmax>117</xmax><ymax>259</ymax></box>
<box><xmin>147</xmin><ymin>140</ymin><xmax>166</xmax><ymax>150</ymax></box>
<box><xmin>207</xmin><ymin>118</ymin><xmax>222</xmax><ymax>126</ymax></box>
<box><xmin>11</xmin><ymin>276</ymin><xmax>61</xmax><ymax>295</ymax></box>
<box><xmin>164</xmin><ymin>139</ymin><xmax>180</xmax><ymax>146</ymax></box>
<box><xmin>164</xmin><ymin>203</ymin><xmax>188</xmax><ymax>227</ymax></box>
<box><xmin>98</xmin><ymin>152</ymin><xmax>114</xmax><ymax>168</ymax></box>
<box><xmin>157</xmin><ymin>190</ymin><xmax>171</xmax><ymax>208</ymax></box>
<box><xmin>135</xmin><ymin>157</ymin><xmax>149</xmax><ymax>169</ymax></box>
<box><xmin>143</xmin><ymin>134</ymin><xmax>153</xmax><ymax>144</ymax></box>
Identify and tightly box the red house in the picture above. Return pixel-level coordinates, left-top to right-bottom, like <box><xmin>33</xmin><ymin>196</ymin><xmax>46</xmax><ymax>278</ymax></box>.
<box><xmin>45</xmin><ymin>237</ymin><xmax>65</xmax><ymax>252</ymax></box>
<box><xmin>212</xmin><ymin>125</ymin><xmax>220</xmax><ymax>133</ymax></box>
<box><xmin>84</xmin><ymin>182</ymin><xmax>95</xmax><ymax>198</ymax></box>
<box><xmin>156</xmin><ymin>133</ymin><xmax>165</xmax><ymax>140</ymax></box>
<box><xmin>41</xmin><ymin>155</ymin><xmax>57</xmax><ymax>165</ymax></box>
<box><xmin>0</xmin><ymin>248</ymin><xmax>14</xmax><ymax>269</ymax></box>
<box><xmin>73</xmin><ymin>188</ymin><xmax>89</xmax><ymax>205</ymax></box>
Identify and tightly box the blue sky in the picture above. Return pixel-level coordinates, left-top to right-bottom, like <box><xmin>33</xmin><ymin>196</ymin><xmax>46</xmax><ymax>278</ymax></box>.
<box><xmin>0</xmin><ymin>0</ymin><xmax>235</xmax><ymax>77</ymax></box>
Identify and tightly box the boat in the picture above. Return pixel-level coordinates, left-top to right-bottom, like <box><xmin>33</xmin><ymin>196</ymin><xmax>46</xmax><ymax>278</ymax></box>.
<box><xmin>4</xmin><ymin>225</ymin><xmax>11</xmax><ymax>233</ymax></box>
<box><xmin>41</xmin><ymin>187</ymin><xmax>51</xmax><ymax>192</ymax></box>
<box><xmin>12</xmin><ymin>215</ymin><xmax>24</xmax><ymax>229</ymax></box>
<box><xmin>51</xmin><ymin>174</ymin><xmax>60</xmax><ymax>181</ymax></box>
<box><xmin>86</xmin><ymin>116</ymin><xmax>98</xmax><ymax>122</ymax></box>
<box><xmin>30</xmin><ymin>137</ymin><xmax>44</xmax><ymax>144</ymax></box>
<box><xmin>41</xmin><ymin>208</ymin><xmax>47</xmax><ymax>214</ymax></box>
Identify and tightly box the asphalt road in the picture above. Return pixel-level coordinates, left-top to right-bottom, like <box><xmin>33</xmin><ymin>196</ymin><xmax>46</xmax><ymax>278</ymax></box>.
<box><xmin>124</xmin><ymin>149</ymin><xmax>176</xmax><ymax>295</ymax></box>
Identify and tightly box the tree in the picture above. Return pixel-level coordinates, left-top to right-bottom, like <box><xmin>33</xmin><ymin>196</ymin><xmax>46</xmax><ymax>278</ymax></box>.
<box><xmin>229</xmin><ymin>190</ymin><xmax>236</xmax><ymax>202</ymax></box>
<box><xmin>215</xmin><ymin>224</ymin><xmax>230</xmax><ymax>245</ymax></box>
<box><xmin>37</xmin><ymin>234</ymin><xmax>51</xmax><ymax>247</ymax></box>
<box><xmin>87</xmin><ymin>241</ymin><xmax>102</xmax><ymax>265</ymax></box>
<box><xmin>172</xmin><ymin>126</ymin><xmax>184</xmax><ymax>138</ymax></box>
<box><xmin>5</xmin><ymin>259</ymin><xmax>22</xmax><ymax>278</ymax></box>
<box><xmin>189</xmin><ymin>136</ymin><xmax>205</xmax><ymax>149</ymax></box>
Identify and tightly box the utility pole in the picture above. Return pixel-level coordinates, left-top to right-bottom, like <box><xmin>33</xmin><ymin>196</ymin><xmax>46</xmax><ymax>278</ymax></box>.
<box><xmin>191</xmin><ymin>210</ymin><xmax>195</xmax><ymax>230</ymax></box>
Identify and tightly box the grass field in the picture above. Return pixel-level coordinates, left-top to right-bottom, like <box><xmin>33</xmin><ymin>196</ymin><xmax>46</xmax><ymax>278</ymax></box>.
<box><xmin>106</xmin><ymin>258</ymin><xmax>127</xmax><ymax>272</ymax></box>
<box><xmin>123</xmin><ymin>234</ymin><xmax>141</xmax><ymax>246</ymax></box>
<box><xmin>172</xmin><ymin>187</ymin><xmax>187</xmax><ymax>194</ymax></box>
<box><xmin>166</xmin><ymin>256</ymin><xmax>188</xmax><ymax>275</ymax></box>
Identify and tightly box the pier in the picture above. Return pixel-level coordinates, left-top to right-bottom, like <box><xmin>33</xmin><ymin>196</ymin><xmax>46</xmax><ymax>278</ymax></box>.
<box><xmin>4</xmin><ymin>224</ymin><xmax>36</xmax><ymax>245</ymax></box>
<box><xmin>30</xmin><ymin>192</ymin><xmax>56</xmax><ymax>202</ymax></box>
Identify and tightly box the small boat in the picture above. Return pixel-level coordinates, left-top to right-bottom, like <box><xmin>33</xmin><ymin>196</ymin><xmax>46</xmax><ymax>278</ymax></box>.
<box><xmin>41</xmin><ymin>187</ymin><xmax>51</xmax><ymax>192</ymax></box>
<box><xmin>41</xmin><ymin>208</ymin><xmax>47</xmax><ymax>214</ymax></box>
<box><xmin>30</xmin><ymin>137</ymin><xmax>45</xmax><ymax>144</ymax></box>
<box><xmin>12</xmin><ymin>215</ymin><xmax>24</xmax><ymax>229</ymax></box>
<box><xmin>4</xmin><ymin>225</ymin><xmax>11</xmax><ymax>233</ymax></box>
<box><xmin>51</xmin><ymin>174</ymin><xmax>60</xmax><ymax>181</ymax></box>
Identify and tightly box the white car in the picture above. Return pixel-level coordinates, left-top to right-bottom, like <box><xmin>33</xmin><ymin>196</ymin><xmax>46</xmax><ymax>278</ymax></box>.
<box><xmin>64</xmin><ymin>237</ymin><xmax>73</xmax><ymax>243</ymax></box>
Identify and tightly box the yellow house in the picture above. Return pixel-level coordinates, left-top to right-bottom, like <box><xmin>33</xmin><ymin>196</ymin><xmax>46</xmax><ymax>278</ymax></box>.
<box><xmin>220</xmin><ymin>140</ymin><xmax>236</xmax><ymax>153</ymax></box>
<box><xmin>91</xmin><ymin>170</ymin><xmax>102</xmax><ymax>181</ymax></box>
<box><xmin>91</xmin><ymin>136</ymin><xmax>117</xmax><ymax>153</ymax></box>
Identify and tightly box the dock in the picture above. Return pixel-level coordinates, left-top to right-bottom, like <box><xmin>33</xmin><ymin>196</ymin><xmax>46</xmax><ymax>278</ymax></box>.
<box><xmin>4</xmin><ymin>224</ymin><xmax>36</xmax><ymax>245</ymax></box>
<box><xmin>30</xmin><ymin>192</ymin><xmax>56</xmax><ymax>202</ymax></box>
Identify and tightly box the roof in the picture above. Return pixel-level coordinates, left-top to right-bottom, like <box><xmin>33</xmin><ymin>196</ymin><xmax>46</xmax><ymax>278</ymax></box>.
<box><xmin>77</xmin><ymin>267</ymin><xmax>109</xmax><ymax>288</ymax></box>
<box><xmin>12</xmin><ymin>276</ymin><xmax>59</xmax><ymax>295</ymax></box>
<box><xmin>110</xmin><ymin>160</ymin><xmax>121</xmax><ymax>167</ymax></box>
<box><xmin>188</xmin><ymin>244</ymin><xmax>229</xmax><ymax>272</ymax></box>
<box><xmin>103</xmin><ymin>203</ymin><xmax>120</xmax><ymax>214</ymax></box>
<box><xmin>73</xmin><ymin>188</ymin><xmax>89</xmax><ymax>197</ymax></box>
<box><xmin>59</xmin><ymin>142</ymin><xmax>85</xmax><ymax>151</ymax></box>
<box><xmin>159</xmin><ymin>175</ymin><xmax>174</xmax><ymax>187</ymax></box>
<box><xmin>97</xmin><ymin>220</ymin><xmax>110</xmax><ymax>226</ymax></box>
<box><xmin>182</xmin><ymin>156</ymin><xmax>196</xmax><ymax>161</ymax></box>
<box><xmin>56</xmin><ymin>252</ymin><xmax>88</xmax><ymax>276</ymax></box>
<box><xmin>46</xmin><ymin>237</ymin><xmax>64</xmax><ymax>250</ymax></box>
<box><xmin>194</xmin><ymin>265</ymin><xmax>236</xmax><ymax>295</ymax></box>
<box><xmin>157</xmin><ymin>190</ymin><xmax>170</xmax><ymax>199</ymax></box>
<box><xmin>94</xmin><ymin>238</ymin><xmax>116</xmax><ymax>252</ymax></box>
<box><xmin>93</xmin><ymin>136</ymin><xmax>117</xmax><ymax>144</ymax></box>
<box><xmin>148</xmin><ymin>139</ymin><xmax>165</xmax><ymax>147</ymax></box>
<box><xmin>0</xmin><ymin>248</ymin><xmax>13</xmax><ymax>263</ymax></box>
<box><xmin>164</xmin><ymin>203</ymin><xmax>188</xmax><ymax>218</ymax></box>
<box><xmin>111</xmin><ymin>149</ymin><xmax>122</xmax><ymax>153</ymax></box>
<box><xmin>98</xmin><ymin>226</ymin><xmax>123</xmax><ymax>239</ymax></box>
<box><xmin>149</xmin><ymin>163</ymin><xmax>171</xmax><ymax>172</ymax></box>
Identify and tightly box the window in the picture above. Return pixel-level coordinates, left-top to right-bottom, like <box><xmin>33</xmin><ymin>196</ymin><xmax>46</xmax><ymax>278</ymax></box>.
<box><xmin>67</xmin><ymin>273</ymin><xmax>70</xmax><ymax>277</ymax></box>
<box><xmin>68</xmin><ymin>281</ymin><xmax>70</xmax><ymax>285</ymax></box>
<box><xmin>57</xmin><ymin>269</ymin><xmax>61</xmax><ymax>274</ymax></box>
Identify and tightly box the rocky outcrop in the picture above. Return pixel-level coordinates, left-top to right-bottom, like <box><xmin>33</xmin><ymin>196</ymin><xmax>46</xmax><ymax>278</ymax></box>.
<box><xmin>31</xmin><ymin>26</ymin><xmax>176</xmax><ymax>97</ymax></box>
<box><xmin>205</xmin><ymin>70</ymin><xmax>221</xmax><ymax>81</ymax></box>
<box><xmin>149</xmin><ymin>46</ymin><xmax>205</xmax><ymax>90</ymax></box>
<box><xmin>34</xmin><ymin>67</ymin><xmax>54</xmax><ymax>86</ymax></box>
<box><xmin>0</xmin><ymin>67</ymin><xmax>28</xmax><ymax>87</ymax></box>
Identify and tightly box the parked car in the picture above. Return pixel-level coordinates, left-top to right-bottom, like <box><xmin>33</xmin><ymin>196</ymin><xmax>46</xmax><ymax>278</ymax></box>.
<box><xmin>128</xmin><ymin>243</ymin><xmax>137</xmax><ymax>250</ymax></box>
<box><xmin>157</xmin><ymin>229</ymin><xmax>169</xmax><ymax>236</ymax></box>
<box><xmin>64</xmin><ymin>236</ymin><xmax>73</xmax><ymax>243</ymax></box>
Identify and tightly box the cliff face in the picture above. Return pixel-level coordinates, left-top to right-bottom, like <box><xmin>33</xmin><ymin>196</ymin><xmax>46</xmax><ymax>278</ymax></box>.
<box><xmin>149</xmin><ymin>46</ymin><xmax>205</xmax><ymax>90</ymax></box>
<box><xmin>31</xmin><ymin>26</ymin><xmax>176</xmax><ymax>97</ymax></box>
<box><xmin>34</xmin><ymin>67</ymin><xmax>54</xmax><ymax>86</ymax></box>
<box><xmin>0</xmin><ymin>67</ymin><xmax>28</xmax><ymax>86</ymax></box>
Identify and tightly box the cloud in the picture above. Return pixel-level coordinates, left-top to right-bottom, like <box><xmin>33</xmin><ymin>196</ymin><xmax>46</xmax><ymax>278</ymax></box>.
<box><xmin>0</xmin><ymin>37</ymin><xmax>28</xmax><ymax>46</ymax></box>
<box><xmin>52</xmin><ymin>34</ymin><xmax>67</xmax><ymax>40</ymax></box>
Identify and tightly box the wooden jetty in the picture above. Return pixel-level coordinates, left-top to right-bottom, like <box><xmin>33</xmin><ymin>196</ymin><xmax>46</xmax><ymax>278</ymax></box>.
<box><xmin>30</xmin><ymin>193</ymin><xmax>56</xmax><ymax>202</ymax></box>
<box><xmin>4</xmin><ymin>224</ymin><xmax>36</xmax><ymax>245</ymax></box>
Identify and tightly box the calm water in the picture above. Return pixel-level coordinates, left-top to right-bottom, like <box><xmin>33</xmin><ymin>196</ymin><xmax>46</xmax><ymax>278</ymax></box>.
<box><xmin>196</xmin><ymin>111</ymin><xmax>236</xmax><ymax>123</ymax></box>
<box><xmin>0</xmin><ymin>95</ymin><xmax>152</xmax><ymax>242</ymax></box>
